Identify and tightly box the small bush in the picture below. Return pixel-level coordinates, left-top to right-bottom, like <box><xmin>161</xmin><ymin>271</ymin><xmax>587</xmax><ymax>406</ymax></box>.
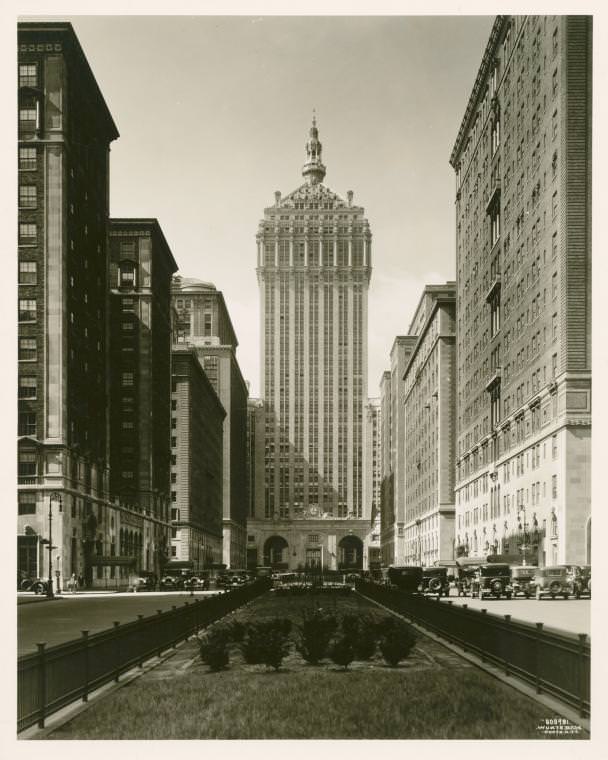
<box><xmin>199</xmin><ymin>631</ymin><xmax>230</xmax><ymax>672</ymax></box>
<box><xmin>296</xmin><ymin>609</ymin><xmax>338</xmax><ymax>664</ymax></box>
<box><xmin>223</xmin><ymin>619</ymin><xmax>246</xmax><ymax>643</ymax></box>
<box><xmin>378</xmin><ymin>620</ymin><xmax>417</xmax><ymax>667</ymax></box>
<box><xmin>339</xmin><ymin>613</ymin><xmax>376</xmax><ymax>660</ymax></box>
<box><xmin>241</xmin><ymin>618</ymin><xmax>292</xmax><ymax>670</ymax></box>
<box><xmin>329</xmin><ymin>635</ymin><xmax>355</xmax><ymax>670</ymax></box>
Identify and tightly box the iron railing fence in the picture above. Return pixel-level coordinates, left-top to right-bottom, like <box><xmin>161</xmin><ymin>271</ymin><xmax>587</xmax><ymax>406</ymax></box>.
<box><xmin>18</xmin><ymin>579</ymin><xmax>271</xmax><ymax>733</ymax></box>
<box><xmin>356</xmin><ymin>580</ymin><xmax>590</xmax><ymax>718</ymax></box>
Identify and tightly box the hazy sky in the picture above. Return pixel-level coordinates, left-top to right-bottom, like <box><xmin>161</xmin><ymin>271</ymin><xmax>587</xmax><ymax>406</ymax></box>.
<box><xmin>53</xmin><ymin>15</ymin><xmax>494</xmax><ymax>395</ymax></box>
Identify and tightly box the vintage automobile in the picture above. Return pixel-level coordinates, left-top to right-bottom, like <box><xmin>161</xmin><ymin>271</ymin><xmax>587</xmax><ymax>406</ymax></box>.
<box><xmin>531</xmin><ymin>565</ymin><xmax>576</xmax><ymax>599</ymax></box>
<box><xmin>183</xmin><ymin>573</ymin><xmax>210</xmax><ymax>591</ymax></box>
<box><xmin>387</xmin><ymin>565</ymin><xmax>423</xmax><ymax>593</ymax></box>
<box><xmin>420</xmin><ymin>566</ymin><xmax>450</xmax><ymax>596</ymax></box>
<box><xmin>469</xmin><ymin>563</ymin><xmax>512</xmax><ymax>599</ymax></box>
<box><xmin>568</xmin><ymin>565</ymin><xmax>591</xmax><ymax>598</ymax></box>
<box><xmin>510</xmin><ymin>565</ymin><xmax>537</xmax><ymax>598</ymax></box>
<box><xmin>133</xmin><ymin>572</ymin><xmax>157</xmax><ymax>592</ymax></box>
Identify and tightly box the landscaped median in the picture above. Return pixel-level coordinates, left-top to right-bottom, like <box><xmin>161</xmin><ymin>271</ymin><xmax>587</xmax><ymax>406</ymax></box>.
<box><xmin>43</xmin><ymin>589</ymin><xmax>585</xmax><ymax>740</ymax></box>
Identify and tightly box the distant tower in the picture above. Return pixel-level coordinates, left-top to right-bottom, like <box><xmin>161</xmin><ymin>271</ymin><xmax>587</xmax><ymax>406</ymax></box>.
<box><xmin>250</xmin><ymin>116</ymin><xmax>373</xmax><ymax>571</ymax></box>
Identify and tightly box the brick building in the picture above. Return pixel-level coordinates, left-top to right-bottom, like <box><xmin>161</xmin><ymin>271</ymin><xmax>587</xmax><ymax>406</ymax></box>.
<box><xmin>169</xmin><ymin>348</ymin><xmax>225</xmax><ymax>571</ymax></box>
<box><xmin>403</xmin><ymin>284</ymin><xmax>457</xmax><ymax>566</ymax></box>
<box><xmin>450</xmin><ymin>15</ymin><xmax>591</xmax><ymax>565</ymax></box>
<box><xmin>17</xmin><ymin>22</ymin><xmax>119</xmax><ymax>589</ymax></box>
<box><xmin>108</xmin><ymin>219</ymin><xmax>178</xmax><ymax>582</ymax></box>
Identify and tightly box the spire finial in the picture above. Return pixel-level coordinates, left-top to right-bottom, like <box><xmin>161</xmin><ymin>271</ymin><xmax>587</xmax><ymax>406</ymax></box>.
<box><xmin>302</xmin><ymin>111</ymin><xmax>326</xmax><ymax>185</ymax></box>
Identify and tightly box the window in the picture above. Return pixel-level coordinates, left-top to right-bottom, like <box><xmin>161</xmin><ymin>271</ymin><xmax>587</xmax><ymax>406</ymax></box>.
<box><xmin>552</xmin><ymin>352</ymin><xmax>558</xmax><ymax>378</ymax></box>
<box><xmin>18</xmin><ymin>412</ymin><xmax>37</xmax><ymax>436</ymax></box>
<box><xmin>19</xmin><ymin>64</ymin><xmax>37</xmax><ymax>87</ymax></box>
<box><xmin>203</xmin><ymin>312</ymin><xmax>212</xmax><ymax>336</ymax></box>
<box><xmin>491</xmin><ymin>208</ymin><xmax>501</xmax><ymax>247</ymax></box>
<box><xmin>19</xmin><ymin>147</ymin><xmax>36</xmax><ymax>170</ymax></box>
<box><xmin>19</xmin><ymin>337</ymin><xmax>36</xmax><ymax>361</ymax></box>
<box><xmin>121</xmin><ymin>321</ymin><xmax>134</xmax><ymax>332</ymax></box>
<box><xmin>19</xmin><ymin>223</ymin><xmax>37</xmax><ymax>242</ymax></box>
<box><xmin>119</xmin><ymin>262</ymin><xmax>136</xmax><ymax>287</ymax></box>
<box><xmin>18</xmin><ymin>376</ymin><xmax>36</xmax><ymax>399</ymax></box>
<box><xmin>552</xmin><ymin>435</ymin><xmax>558</xmax><ymax>460</ymax></box>
<box><xmin>121</xmin><ymin>372</ymin><xmax>134</xmax><ymax>387</ymax></box>
<box><xmin>551</xmin><ymin>272</ymin><xmax>558</xmax><ymax>300</ymax></box>
<box><xmin>552</xmin><ymin>313</ymin><xmax>558</xmax><ymax>341</ymax></box>
<box><xmin>552</xmin><ymin>192</ymin><xmax>558</xmax><ymax>219</ymax></box>
<box><xmin>18</xmin><ymin>451</ymin><xmax>37</xmax><ymax>478</ymax></box>
<box><xmin>19</xmin><ymin>185</ymin><xmax>36</xmax><ymax>209</ymax></box>
<box><xmin>19</xmin><ymin>107</ymin><xmax>37</xmax><ymax>124</ymax></box>
<box><xmin>552</xmin><ymin>474</ymin><xmax>558</xmax><ymax>499</ymax></box>
<box><xmin>122</xmin><ymin>471</ymin><xmax>134</xmax><ymax>480</ymax></box>
<box><xmin>121</xmin><ymin>297</ymin><xmax>135</xmax><ymax>312</ymax></box>
<box><xmin>119</xmin><ymin>241</ymin><xmax>136</xmax><ymax>258</ymax></box>
<box><xmin>18</xmin><ymin>299</ymin><xmax>36</xmax><ymax>321</ymax></box>
<box><xmin>18</xmin><ymin>492</ymin><xmax>36</xmax><ymax>515</ymax></box>
<box><xmin>18</xmin><ymin>261</ymin><xmax>37</xmax><ymax>285</ymax></box>
<box><xmin>552</xmin><ymin>68</ymin><xmax>558</xmax><ymax>98</ymax></box>
<box><xmin>552</xmin><ymin>232</ymin><xmax>558</xmax><ymax>260</ymax></box>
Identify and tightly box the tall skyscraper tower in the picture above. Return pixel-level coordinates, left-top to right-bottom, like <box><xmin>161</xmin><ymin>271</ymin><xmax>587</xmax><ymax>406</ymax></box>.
<box><xmin>250</xmin><ymin>117</ymin><xmax>373</xmax><ymax>571</ymax></box>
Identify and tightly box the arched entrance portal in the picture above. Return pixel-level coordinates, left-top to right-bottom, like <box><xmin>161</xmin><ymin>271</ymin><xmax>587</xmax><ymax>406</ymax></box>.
<box><xmin>263</xmin><ymin>535</ymin><xmax>289</xmax><ymax>569</ymax></box>
<box><xmin>338</xmin><ymin>535</ymin><xmax>364</xmax><ymax>571</ymax></box>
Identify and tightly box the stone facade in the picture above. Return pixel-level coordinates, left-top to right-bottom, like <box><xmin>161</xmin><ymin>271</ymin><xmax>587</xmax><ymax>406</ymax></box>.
<box><xmin>248</xmin><ymin>117</ymin><xmax>374</xmax><ymax>570</ymax></box>
<box><xmin>450</xmin><ymin>15</ymin><xmax>591</xmax><ymax>566</ymax></box>
<box><xmin>172</xmin><ymin>277</ymin><xmax>248</xmax><ymax>568</ymax></box>
<box><xmin>403</xmin><ymin>284</ymin><xmax>457</xmax><ymax>566</ymax></box>
<box><xmin>169</xmin><ymin>348</ymin><xmax>225</xmax><ymax>571</ymax></box>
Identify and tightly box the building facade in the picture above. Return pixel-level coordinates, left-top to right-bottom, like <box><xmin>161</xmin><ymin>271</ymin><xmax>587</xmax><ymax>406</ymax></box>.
<box><xmin>108</xmin><ymin>219</ymin><xmax>177</xmax><ymax>582</ymax></box>
<box><xmin>17</xmin><ymin>22</ymin><xmax>120</xmax><ymax>589</ymax></box>
<box><xmin>172</xmin><ymin>277</ymin><xmax>248</xmax><ymax>568</ymax></box>
<box><xmin>379</xmin><ymin>337</ymin><xmax>417</xmax><ymax>566</ymax></box>
<box><xmin>364</xmin><ymin>398</ymin><xmax>382</xmax><ymax>569</ymax></box>
<box><xmin>379</xmin><ymin>371</ymin><xmax>393</xmax><ymax>566</ymax></box>
<box><xmin>169</xmin><ymin>348</ymin><xmax>225</xmax><ymax>571</ymax></box>
<box><xmin>450</xmin><ymin>15</ymin><xmax>591</xmax><ymax>566</ymax></box>
<box><xmin>403</xmin><ymin>284</ymin><xmax>457</xmax><ymax>567</ymax></box>
<box><xmin>248</xmin><ymin>117</ymin><xmax>374</xmax><ymax>570</ymax></box>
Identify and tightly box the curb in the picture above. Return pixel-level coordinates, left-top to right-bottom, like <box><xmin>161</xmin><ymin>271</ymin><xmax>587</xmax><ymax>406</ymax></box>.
<box><xmin>358</xmin><ymin>593</ymin><xmax>590</xmax><ymax>734</ymax></box>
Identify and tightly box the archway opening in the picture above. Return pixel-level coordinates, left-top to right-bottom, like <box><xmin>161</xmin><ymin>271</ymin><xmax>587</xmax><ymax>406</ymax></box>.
<box><xmin>263</xmin><ymin>535</ymin><xmax>289</xmax><ymax>569</ymax></box>
<box><xmin>338</xmin><ymin>535</ymin><xmax>363</xmax><ymax>570</ymax></box>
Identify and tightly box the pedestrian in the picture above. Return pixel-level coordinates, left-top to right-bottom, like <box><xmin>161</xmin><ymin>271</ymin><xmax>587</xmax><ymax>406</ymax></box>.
<box><xmin>69</xmin><ymin>573</ymin><xmax>77</xmax><ymax>593</ymax></box>
<box><xmin>78</xmin><ymin>573</ymin><xmax>84</xmax><ymax>590</ymax></box>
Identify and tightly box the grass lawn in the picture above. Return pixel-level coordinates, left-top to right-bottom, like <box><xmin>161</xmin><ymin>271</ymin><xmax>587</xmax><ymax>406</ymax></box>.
<box><xmin>47</xmin><ymin>590</ymin><xmax>586</xmax><ymax>740</ymax></box>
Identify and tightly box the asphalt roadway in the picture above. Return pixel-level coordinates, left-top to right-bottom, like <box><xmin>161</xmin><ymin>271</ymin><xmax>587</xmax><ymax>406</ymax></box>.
<box><xmin>18</xmin><ymin>587</ymin><xmax>591</xmax><ymax>656</ymax></box>
<box><xmin>17</xmin><ymin>590</ymin><xmax>221</xmax><ymax>655</ymax></box>
<box><xmin>438</xmin><ymin>593</ymin><xmax>591</xmax><ymax>636</ymax></box>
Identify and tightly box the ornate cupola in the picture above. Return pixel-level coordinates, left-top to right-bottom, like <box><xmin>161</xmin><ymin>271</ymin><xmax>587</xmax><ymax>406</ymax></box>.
<box><xmin>302</xmin><ymin>111</ymin><xmax>326</xmax><ymax>185</ymax></box>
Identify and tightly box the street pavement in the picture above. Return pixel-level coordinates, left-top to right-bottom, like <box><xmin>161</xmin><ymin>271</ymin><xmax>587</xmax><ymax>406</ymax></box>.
<box><xmin>17</xmin><ymin>590</ymin><xmax>221</xmax><ymax>655</ymax></box>
<box><xmin>439</xmin><ymin>593</ymin><xmax>590</xmax><ymax>636</ymax></box>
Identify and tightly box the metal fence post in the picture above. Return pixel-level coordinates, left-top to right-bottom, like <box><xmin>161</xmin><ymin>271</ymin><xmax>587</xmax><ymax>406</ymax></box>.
<box><xmin>578</xmin><ymin>633</ymin><xmax>588</xmax><ymax>717</ymax></box>
<box><xmin>81</xmin><ymin>631</ymin><xmax>89</xmax><ymax>702</ymax></box>
<box><xmin>36</xmin><ymin>643</ymin><xmax>46</xmax><ymax>729</ymax></box>
<box><xmin>535</xmin><ymin>622</ymin><xmax>544</xmax><ymax>694</ymax></box>
<box><xmin>113</xmin><ymin>622</ymin><xmax>121</xmax><ymax>682</ymax></box>
<box><xmin>137</xmin><ymin>615</ymin><xmax>145</xmax><ymax>667</ymax></box>
<box><xmin>503</xmin><ymin>615</ymin><xmax>511</xmax><ymax>676</ymax></box>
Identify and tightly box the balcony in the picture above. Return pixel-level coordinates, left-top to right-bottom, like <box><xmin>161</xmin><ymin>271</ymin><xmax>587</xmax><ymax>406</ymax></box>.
<box><xmin>485</xmin><ymin>366</ymin><xmax>502</xmax><ymax>391</ymax></box>
<box><xmin>485</xmin><ymin>178</ymin><xmax>501</xmax><ymax>214</ymax></box>
<box><xmin>485</xmin><ymin>273</ymin><xmax>502</xmax><ymax>302</ymax></box>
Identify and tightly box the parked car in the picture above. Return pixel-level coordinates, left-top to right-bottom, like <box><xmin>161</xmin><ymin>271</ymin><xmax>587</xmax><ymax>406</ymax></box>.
<box><xmin>510</xmin><ymin>566</ymin><xmax>537</xmax><ymax>598</ymax></box>
<box><xmin>183</xmin><ymin>574</ymin><xmax>210</xmax><ymax>590</ymax></box>
<box><xmin>456</xmin><ymin>566</ymin><xmax>478</xmax><ymax>597</ymax></box>
<box><xmin>20</xmin><ymin>577</ymin><xmax>48</xmax><ymax>593</ymax></box>
<box><xmin>133</xmin><ymin>573</ymin><xmax>157</xmax><ymax>592</ymax></box>
<box><xmin>387</xmin><ymin>566</ymin><xmax>423</xmax><ymax>593</ymax></box>
<box><xmin>568</xmin><ymin>565</ymin><xmax>591</xmax><ymax>598</ymax></box>
<box><xmin>469</xmin><ymin>564</ymin><xmax>512</xmax><ymax>599</ymax></box>
<box><xmin>531</xmin><ymin>565</ymin><xmax>576</xmax><ymax>599</ymax></box>
<box><xmin>160</xmin><ymin>575</ymin><xmax>184</xmax><ymax>590</ymax></box>
<box><xmin>420</xmin><ymin>566</ymin><xmax>450</xmax><ymax>596</ymax></box>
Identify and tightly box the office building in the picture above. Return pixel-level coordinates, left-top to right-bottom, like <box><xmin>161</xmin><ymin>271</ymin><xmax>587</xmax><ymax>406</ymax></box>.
<box><xmin>248</xmin><ymin>117</ymin><xmax>374</xmax><ymax>570</ymax></box>
<box><xmin>364</xmin><ymin>398</ymin><xmax>382</xmax><ymax>569</ymax></box>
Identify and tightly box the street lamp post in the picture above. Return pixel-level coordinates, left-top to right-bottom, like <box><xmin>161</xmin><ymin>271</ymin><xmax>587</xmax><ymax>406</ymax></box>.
<box><xmin>519</xmin><ymin>507</ymin><xmax>529</xmax><ymax>567</ymax></box>
<box><xmin>47</xmin><ymin>491</ymin><xmax>62</xmax><ymax>599</ymax></box>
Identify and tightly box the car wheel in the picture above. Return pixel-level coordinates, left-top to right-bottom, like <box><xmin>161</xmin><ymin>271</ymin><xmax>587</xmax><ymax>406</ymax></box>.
<box><xmin>535</xmin><ymin>587</ymin><xmax>541</xmax><ymax>600</ymax></box>
<box><xmin>506</xmin><ymin>592</ymin><xmax>512</xmax><ymax>600</ymax></box>
<box><xmin>563</xmin><ymin>593</ymin><xmax>569</xmax><ymax>600</ymax></box>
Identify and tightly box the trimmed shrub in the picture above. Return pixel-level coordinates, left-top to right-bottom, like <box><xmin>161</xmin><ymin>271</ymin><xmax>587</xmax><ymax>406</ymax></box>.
<box><xmin>378</xmin><ymin>619</ymin><xmax>417</xmax><ymax>667</ymax></box>
<box><xmin>199</xmin><ymin>630</ymin><xmax>230</xmax><ymax>672</ymax></box>
<box><xmin>296</xmin><ymin>609</ymin><xmax>338</xmax><ymax>664</ymax></box>
<box><xmin>241</xmin><ymin>618</ymin><xmax>292</xmax><ymax>670</ymax></box>
<box><xmin>329</xmin><ymin>635</ymin><xmax>355</xmax><ymax>670</ymax></box>
<box><xmin>223</xmin><ymin>619</ymin><xmax>246</xmax><ymax>643</ymax></box>
<box><xmin>339</xmin><ymin>613</ymin><xmax>376</xmax><ymax>661</ymax></box>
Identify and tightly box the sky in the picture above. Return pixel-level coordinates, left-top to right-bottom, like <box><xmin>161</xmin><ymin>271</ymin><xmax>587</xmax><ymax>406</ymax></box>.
<box><xmin>50</xmin><ymin>14</ymin><xmax>495</xmax><ymax>397</ymax></box>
